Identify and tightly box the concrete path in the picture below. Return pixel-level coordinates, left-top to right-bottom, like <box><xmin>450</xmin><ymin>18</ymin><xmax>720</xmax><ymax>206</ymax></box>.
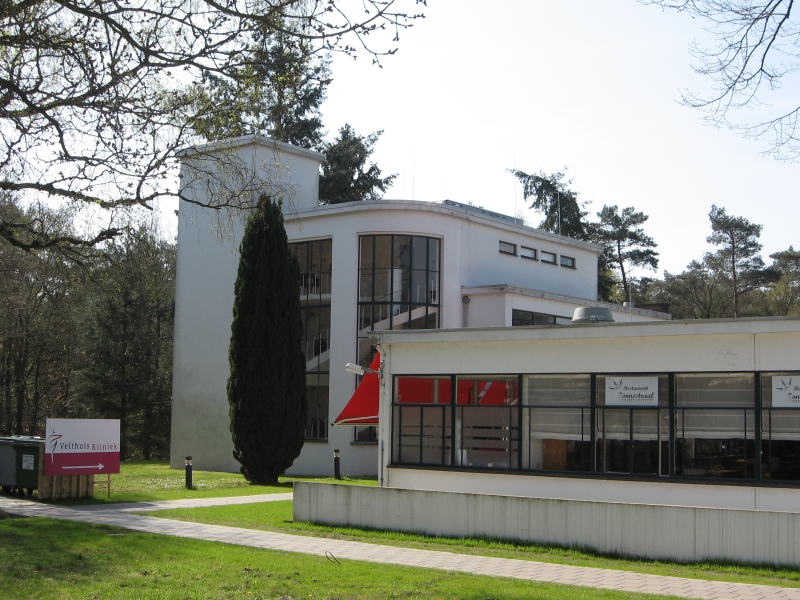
<box><xmin>1</xmin><ymin>495</ymin><xmax>799</xmax><ymax>600</ymax></box>
<box><xmin>68</xmin><ymin>492</ymin><xmax>294</xmax><ymax>512</ymax></box>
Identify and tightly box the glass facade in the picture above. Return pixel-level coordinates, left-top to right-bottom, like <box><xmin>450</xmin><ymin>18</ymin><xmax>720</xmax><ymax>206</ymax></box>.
<box><xmin>357</xmin><ymin>235</ymin><xmax>441</xmax><ymax>442</ymax></box>
<box><xmin>391</xmin><ymin>371</ymin><xmax>800</xmax><ymax>486</ymax></box>
<box><xmin>289</xmin><ymin>239</ymin><xmax>332</xmax><ymax>441</ymax></box>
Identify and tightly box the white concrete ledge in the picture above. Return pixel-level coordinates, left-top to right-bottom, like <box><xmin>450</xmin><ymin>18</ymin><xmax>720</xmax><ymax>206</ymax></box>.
<box><xmin>293</xmin><ymin>482</ymin><xmax>800</xmax><ymax>566</ymax></box>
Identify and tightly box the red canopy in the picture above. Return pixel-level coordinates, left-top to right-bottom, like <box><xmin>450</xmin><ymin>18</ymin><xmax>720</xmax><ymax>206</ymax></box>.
<box><xmin>333</xmin><ymin>353</ymin><xmax>380</xmax><ymax>425</ymax></box>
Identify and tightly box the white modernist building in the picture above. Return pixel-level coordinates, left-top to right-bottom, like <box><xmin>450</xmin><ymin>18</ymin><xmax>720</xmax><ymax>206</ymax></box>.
<box><xmin>293</xmin><ymin>317</ymin><xmax>800</xmax><ymax>566</ymax></box>
<box><xmin>169</xmin><ymin>136</ymin><xmax>668</xmax><ymax>475</ymax></box>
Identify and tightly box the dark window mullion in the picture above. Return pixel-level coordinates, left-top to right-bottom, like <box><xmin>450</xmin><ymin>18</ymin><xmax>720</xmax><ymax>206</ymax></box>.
<box><xmin>590</xmin><ymin>374</ymin><xmax>596</xmax><ymax>473</ymax></box>
<box><xmin>754</xmin><ymin>371</ymin><xmax>761</xmax><ymax>481</ymax></box>
<box><xmin>441</xmin><ymin>403</ymin><xmax>446</xmax><ymax>466</ymax></box>
<box><xmin>629</xmin><ymin>409</ymin><xmax>634</xmax><ymax>475</ymax></box>
<box><xmin>451</xmin><ymin>375</ymin><xmax>456</xmax><ymax>466</ymax></box>
<box><xmin>768</xmin><ymin>408</ymin><xmax>773</xmax><ymax>479</ymax></box>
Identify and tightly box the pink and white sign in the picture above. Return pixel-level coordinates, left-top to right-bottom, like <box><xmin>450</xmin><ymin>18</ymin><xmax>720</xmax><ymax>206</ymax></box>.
<box><xmin>45</xmin><ymin>418</ymin><xmax>120</xmax><ymax>476</ymax></box>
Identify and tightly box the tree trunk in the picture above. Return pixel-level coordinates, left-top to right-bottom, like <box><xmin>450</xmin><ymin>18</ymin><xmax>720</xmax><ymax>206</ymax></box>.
<box><xmin>1</xmin><ymin>342</ymin><xmax>11</xmax><ymax>435</ymax></box>
<box><xmin>617</xmin><ymin>240</ymin><xmax>628</xmax><ymax>299</ymax></box>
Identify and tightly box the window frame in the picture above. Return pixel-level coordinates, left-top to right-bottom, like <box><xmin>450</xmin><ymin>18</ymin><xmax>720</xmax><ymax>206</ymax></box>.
<box><xmin>560</xmin><ymin>255</ymin><xmax>576</xmax><ymax>269</ymax></box>
<box><xmin>389</xmin><ymin>370</ymin><xmax>800</xmax><ymax>488</ymax></box>
<box><xmin>520</xmin><ymin>246</ymin><xmax>537</xmax><ymax>260</ymax></box>
<box><xmin>356</xmin><ymin>234</ymin><xmax>443</xmax><ymax>444</ymax></box>
<box><xmin>288</xmin><ymin>238</ymin><xmax>333</xmax><ymax>442</ymax></box>
<box><xmin>499</xmin><ymin>241</ymin><xmax>517</xmax><ymax>256</ymax></box>
<box><xmin>540</xmin><ymin>250</ymin><xmax>557</xmax><ymax>264</ymax></box>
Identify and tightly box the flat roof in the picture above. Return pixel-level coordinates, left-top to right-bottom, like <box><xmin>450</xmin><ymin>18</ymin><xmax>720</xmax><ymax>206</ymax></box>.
<box><xmin>177</xmin><ymin>134</ymin><xmax>326</xmax><ymax>162</ymax></box>
<box><xmin>462</xmin><ymin>284</ymin><xmax>672</xmax><ymax>319</ymax></box>
<box><xmin>370</xmin><ymin>316</ymin><xmax>800</xmax><ymax>345</ymax></box>
<box><xmin>285</xmin><ymin>199</ymin><xmax>604</xmax><ymax>253</ymax></box>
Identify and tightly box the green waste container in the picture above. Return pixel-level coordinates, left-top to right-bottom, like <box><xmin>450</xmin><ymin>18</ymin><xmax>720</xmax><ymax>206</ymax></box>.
<box><xmin>0</xmin><ymin>436</ymin><xmax>43</xmax><ymax>496</ymax></box>
<box><xmin>0</xmin><ymin>437</ymin><xmax>16</xmax><ymax>494</ymax></box>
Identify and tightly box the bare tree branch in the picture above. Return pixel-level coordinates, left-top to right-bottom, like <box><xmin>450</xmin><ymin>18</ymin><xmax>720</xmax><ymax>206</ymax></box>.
<box><xmin>0</xmin><ymin>0</ymin><xmax>426</xmax><ymax>249</ymax></box>
<box><xmin>642</xmin><ymin>0</ymin><xmax>800</xmax><ymax>159</ymax></box>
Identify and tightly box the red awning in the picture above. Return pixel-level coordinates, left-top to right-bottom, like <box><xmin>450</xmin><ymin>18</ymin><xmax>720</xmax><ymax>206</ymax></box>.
<box><xmin>333</xmin><ymin>353</ymin><xmax>380</xmax><ymax>425</ymax></box>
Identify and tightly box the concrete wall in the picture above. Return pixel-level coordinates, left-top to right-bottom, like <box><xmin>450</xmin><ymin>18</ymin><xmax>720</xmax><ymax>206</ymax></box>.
<box><xmin>170</xmin><ymin>139</ymin><xmax>325</xmax><ymax>473</ymax></box>
<box><xmin>387</xmin><ymin>467</ymin><xmax>800</xmax><ymax>512</ymax></box>
<box><xmin>458</xmin><ymin>217</ymin><xmax>599</xmax><ymax>300</ymax></box>
<box><xmin>293</xmin><ymin>481</ymin><xmax>800</xmax><ymax>566</ymax></box>
<box><xmin>462</xmin><ymin>288</ymin><xmax>667</xmax><ymax>328</ymax></box>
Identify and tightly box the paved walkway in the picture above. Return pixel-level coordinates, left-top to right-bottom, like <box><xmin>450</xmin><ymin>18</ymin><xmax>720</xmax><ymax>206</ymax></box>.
<box><xmin>1</xmin><ymin>495</ymin><xmax>799</xmax><ymax>600</ymax></box>
<box><xmin>69</xmin><ymin>492</ymin><xmax>294</xmax><ymax>512</ymax></box>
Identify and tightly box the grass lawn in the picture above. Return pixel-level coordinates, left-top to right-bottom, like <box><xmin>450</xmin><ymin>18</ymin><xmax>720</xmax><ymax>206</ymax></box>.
<box><xmin>48</xmin><ymin>461</ymin><xmax>375</xmax><ymax>506</ymax></box>
<box><xmin>0</xmin><ymin>514</ymin><xmax>679</xmax><ymax>600</ymax></box>
<box><xmin>148</xmin><ymin>501</ymin><xmax>800</xmax><ymax>590</ymax></box>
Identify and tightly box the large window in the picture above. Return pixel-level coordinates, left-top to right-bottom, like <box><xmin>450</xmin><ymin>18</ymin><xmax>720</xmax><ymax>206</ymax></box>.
<box><xmin>357</xmin><ymin>235</ymin><xmax>441</xmax><ymax>442</ymax></box>
<box><xmin>596</xmin><ymin>375</ymin><xmax>669</xmax><ymax>477</ymax></box>
<box><xmin>523</xmin><ymin>375</ymin><xmax>591</xmax><ymax>472</ymax></box>
<box><xmin>289</xmin><ymin>239</ymin><xmax>332</xmax><ymax>441</ymax></box>
<box><xmin>391</xmin><ymin>371</ymin><xmax>800</xmax><ymax>487</ymax></box>
<box><xmin>675</xmin><ymin>374</ymin><xmax>754</xmax><ymax>479</ymax></box>
<box><xmin>761</xmin><ymin>372</ymin><xmax>800</xmax><ymax>481</ymax></box>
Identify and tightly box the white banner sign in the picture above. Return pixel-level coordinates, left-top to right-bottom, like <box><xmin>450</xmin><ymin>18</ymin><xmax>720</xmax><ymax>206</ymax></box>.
<box><xmin>45</xmin><ymin>418</ymin><xmax>120</xmax><ymax>476</ymax></box>
<box><xmin>772</xmin><ymin>376</ymin><xmax>800</xmax><ymax>408</ymax></box>
<box><xmin>605</xmin><ymin>376</ymin><xmax>659</xmax><ymax>406</ymax></box>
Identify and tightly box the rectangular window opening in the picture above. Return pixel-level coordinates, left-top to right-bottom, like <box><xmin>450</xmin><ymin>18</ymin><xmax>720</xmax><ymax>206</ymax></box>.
<box><xmin>499</xmin><ymin>241</ymin><xmax>517</xmax><ymax>255</ymax></box>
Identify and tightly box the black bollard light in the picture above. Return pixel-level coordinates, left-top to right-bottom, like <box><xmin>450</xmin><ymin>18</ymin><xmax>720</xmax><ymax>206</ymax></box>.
<box><xmin>185</xmin><ymin>456</ymin><xmax>193</xmax><ymax>489</ymax></box>
<box><xmin>333</xmin><ymin>449</ymin><xmax>341</xmax><ymax>480</ymax></box>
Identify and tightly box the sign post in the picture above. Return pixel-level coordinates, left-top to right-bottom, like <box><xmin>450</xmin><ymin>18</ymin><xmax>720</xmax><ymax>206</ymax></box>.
<box><xmin>44</xmin><ymin>419</ymin><xmax>121</xmax><ymax>477</ymax></box>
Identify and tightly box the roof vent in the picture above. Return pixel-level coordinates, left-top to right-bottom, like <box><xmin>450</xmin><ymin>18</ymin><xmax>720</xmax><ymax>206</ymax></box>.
<box><xmin>571</xmin><ymin>307</ymin><xmax>615</xmax><ymax>324</ymax></box>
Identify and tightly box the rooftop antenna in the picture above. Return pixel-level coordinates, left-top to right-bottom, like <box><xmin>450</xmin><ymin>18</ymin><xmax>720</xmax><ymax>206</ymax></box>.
<box><xmin>412</xmin><ymin>147</ymin><xmax>415</xmax><ymax>201</ymax></box>
<box><xmin>513</xmin><ymin>154</ymin><xmax>517</xmax><ymax>224</ymax></box>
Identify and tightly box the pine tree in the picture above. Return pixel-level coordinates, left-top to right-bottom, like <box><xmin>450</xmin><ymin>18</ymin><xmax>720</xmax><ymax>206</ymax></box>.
<box><xmin>507</xmin><ymin>169</ymin><xmax>590</xmax><ymax>240</ymax></box>
<box><xmin>318</xmin><ymin>124</ymin><xmax>396</xmax><ymax>204</ymax></box>
<box><xmin>193</xmin><ymin>28</ymin><xmax>331</xmax><ymax>149</ymax></box>
<box><xmin>592</xmin><ymin>205</ymin><xmax>659</xmax><ymax>301</ymax></box>
<box><xmin>228</xmin><ymin>195</ymin><xmax>306</xmax><ymax>484</ymax></box>
<box><xmin>706</xmin><ymin>205</ymin><xmax>771</xmax><ymax>318</ymax></box>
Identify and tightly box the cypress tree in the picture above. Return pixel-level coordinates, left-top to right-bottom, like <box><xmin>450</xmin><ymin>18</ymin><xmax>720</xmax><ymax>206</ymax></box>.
<box><xmin>228</xmin><ymin>195</ymin><xmax>306</xmax><ymax>484</ymax></box>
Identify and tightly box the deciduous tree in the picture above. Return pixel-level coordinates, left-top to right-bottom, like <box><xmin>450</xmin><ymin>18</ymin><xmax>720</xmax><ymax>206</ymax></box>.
<box><xmin>77</xmin><ymin>225</ymin><xmax>175</xmax><ymax>459</ymax></box>
<box><xmin>0</xmin><ymin>0</ymin><xmax>424</xmax><ymax>252</ymax></box>
<box><xmin>642</xmin><ymin>0</ymin><xmax>800</xmax><ymax>159</ymax></box>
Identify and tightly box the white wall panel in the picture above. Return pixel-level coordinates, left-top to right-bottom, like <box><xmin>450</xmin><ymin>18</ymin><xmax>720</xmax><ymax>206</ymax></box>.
<box><xmin>294</xmin><ymin>481</ymin><xmax>800</xmax><ymax>565</ymax></box>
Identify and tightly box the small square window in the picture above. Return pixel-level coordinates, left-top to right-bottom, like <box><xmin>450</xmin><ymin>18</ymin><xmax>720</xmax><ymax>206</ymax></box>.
<box><xmin>520</xmin><ymin>246</ymin><xmax>537</xmax><ymax>260</ymax></box>
<box><xmin>541</xmin><ymin>251</ymin><xmax>556</xmax><ymax>264</ymax></box>
<box><xmin>560</xmin><ymin>255</ymin><xmax>576</xmax><ymax>268</ymax></box>
<box><xmin>499</xmin><ymin>241</ymin><xmax>517</xmax><ymax>255</ymax></box>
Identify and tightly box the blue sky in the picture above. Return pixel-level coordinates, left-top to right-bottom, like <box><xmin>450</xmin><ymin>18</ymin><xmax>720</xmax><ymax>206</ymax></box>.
<box><xmin>320</xmin><ymin>0</ymin><xmax>800</xmax><ymax>275</ymax></box>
